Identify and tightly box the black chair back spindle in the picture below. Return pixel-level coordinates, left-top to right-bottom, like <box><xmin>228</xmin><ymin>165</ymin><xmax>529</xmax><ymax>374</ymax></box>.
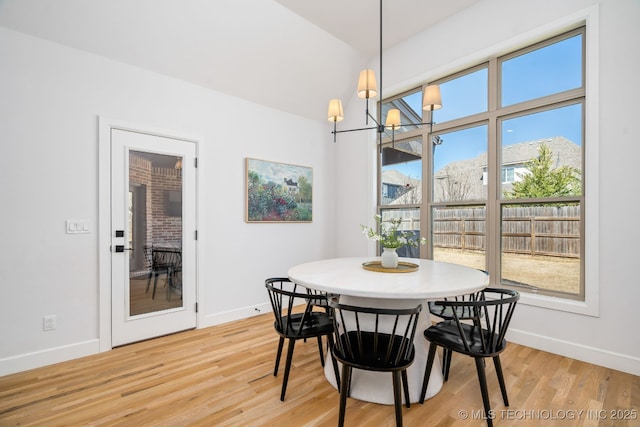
<box><xmin>265</xmin><ymin>278</ymin><xmax>340</xmax><ymax>401</ymax></box>
<box><xmin>329</xmin><ymin>297</ymin><xmax>422</xmax><ymax>427</ymax></box>
<box><xmin>427</xmin><ymin>269</ymin><xmax>488</xmax><ymax>380</ymax></box>
<box><xmin>420</xmin><ymin>288</ymin><xmax>519</xmax><ymax>427</ymax></box>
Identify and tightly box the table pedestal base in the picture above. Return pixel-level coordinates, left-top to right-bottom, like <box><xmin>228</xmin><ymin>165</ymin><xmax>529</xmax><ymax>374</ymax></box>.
<box><xmin>324</xmin><ymin>296</ymin><xmax>444</xmax><ymax>405</ymax></box>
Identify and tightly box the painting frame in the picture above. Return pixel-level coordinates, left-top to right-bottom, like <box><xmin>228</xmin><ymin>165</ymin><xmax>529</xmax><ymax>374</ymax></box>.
<box><xmin>245</xmin><ymin>158</ymin><xmax>313</xmax><ymax>223</ymax></box>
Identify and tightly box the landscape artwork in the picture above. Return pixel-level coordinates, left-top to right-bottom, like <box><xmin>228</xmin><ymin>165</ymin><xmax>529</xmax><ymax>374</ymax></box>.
<box><xmin>245</xmin><ymin>158</ymin><xmax>313</xmax><ymax>223</ymax></box>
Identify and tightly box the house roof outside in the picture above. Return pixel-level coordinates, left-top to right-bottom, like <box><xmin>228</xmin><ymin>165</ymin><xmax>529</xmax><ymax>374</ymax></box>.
<box><xmin>382</xmin><ymin>136</ymin><xmax>581</xmax><ymax>204</ymax></box>
<box><xmin>500</xmin><ymin>137</ymin><xmax>581</xmax><ymax>170</ymax></box>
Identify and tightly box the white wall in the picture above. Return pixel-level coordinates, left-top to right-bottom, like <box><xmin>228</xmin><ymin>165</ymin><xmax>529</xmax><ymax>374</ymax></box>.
<box><xmin>0</xmin><ymin>27</ymin><xmax>336</xmax><ymax>374</ymax></box>
<box><xmin>336</xmin><ymin>0</ymin><xmax>640</xmax><ymax>375</ymax></box>
<box><xmin>1</xmin><ymin>0</ymin><xmax>639</xmax><ymax>377</ymax></box>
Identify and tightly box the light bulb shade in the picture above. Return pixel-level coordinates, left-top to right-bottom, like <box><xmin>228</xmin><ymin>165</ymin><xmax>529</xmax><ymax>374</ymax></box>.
<box><xmin>385</xmin><ymin>108</ymin><xmax>401</xmax><ymax>130</ymax></box>
<box><xmin>357</xmin><ymin>69</ymin><xmax>378</xmax><ymax>99</ymax></box>
<box><xmin>423</xmin><ymin>85</ymin><xmax>442</xmax><ymax>111</ymax></box>
<box><xmin>327</xmin><ymin>99</ymin><xmax>344</xmax><ymax>122</ymax></box>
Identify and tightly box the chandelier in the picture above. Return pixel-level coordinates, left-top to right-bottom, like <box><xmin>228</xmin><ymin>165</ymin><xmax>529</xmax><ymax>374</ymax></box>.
<box><xmin>327</xmin><ymin>0</ymin><xmax>442</xmax><ymax>147</ymax></box>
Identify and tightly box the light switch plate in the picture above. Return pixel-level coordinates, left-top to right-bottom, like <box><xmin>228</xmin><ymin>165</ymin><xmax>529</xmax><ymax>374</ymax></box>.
<box><xmin>66</xmin><ymin>220</ymin><xmax>90</xmax><ymax>234</ymax></box>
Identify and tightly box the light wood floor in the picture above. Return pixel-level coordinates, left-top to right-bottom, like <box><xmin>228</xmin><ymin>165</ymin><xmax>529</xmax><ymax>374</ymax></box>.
<box><xmin>1</xmin><ymin>312</ymin><xmax>638</xmax><ymax>427</ymax></box>
<box><xmin>129</xmin><ymin>276</ymin><xmax>182</xmax><ymax>316</ymax></box>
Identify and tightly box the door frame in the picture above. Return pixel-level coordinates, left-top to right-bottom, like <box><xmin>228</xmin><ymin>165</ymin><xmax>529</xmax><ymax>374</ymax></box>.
<box><xmin>98</xmin><ymin>117</ymin><xmax>200</xmax><ymax>352</ymax></box>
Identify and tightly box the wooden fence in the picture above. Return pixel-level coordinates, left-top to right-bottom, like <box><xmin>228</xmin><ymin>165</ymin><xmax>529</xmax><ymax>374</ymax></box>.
<box><xmin>433</xmin><ymin>206</ymin><xmax>581</xmax><ymax>258</ymax></box>
<box><xmin>384</xmin><ymin>205</ymin><xmax>581</xmax><ymax>258</ymax></box>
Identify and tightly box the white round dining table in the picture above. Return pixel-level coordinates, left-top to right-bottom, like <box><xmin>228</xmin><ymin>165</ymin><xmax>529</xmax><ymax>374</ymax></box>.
<box><xmin>288</xmin><ymin>256</ymin><xmax>489</xmax><ymax>405</ymax></box>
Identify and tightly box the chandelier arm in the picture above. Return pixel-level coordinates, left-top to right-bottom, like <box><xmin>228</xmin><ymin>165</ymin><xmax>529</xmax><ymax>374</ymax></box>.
<box><xmin>402</xmin><ymin>121</ymin><xmax>435</xmax><ymax>129</ymax></box>
<box><xmin>330</xmin><ymin>0</ymin><xmax>440</xmax><ymax>143</ymax></box>
<box><xmin>367</xmin><ymin>110</ymin><xmax>382</xmax><ymax>127</ymax></box>
<box><xmin>331</xmin><ymin>126</ymin><xmax>379</xmax><ymax>135</ymax></box>
<box><xmin>379</xmin><ymin>121</ymin><xmax>435</xmax><ymax>148</ymax></box>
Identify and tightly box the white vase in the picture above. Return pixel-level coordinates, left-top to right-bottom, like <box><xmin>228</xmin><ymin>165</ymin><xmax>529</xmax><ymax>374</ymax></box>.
<box><xmin>380</xmin><ymin>247</ymin><xmax>399</xmax><ymax>269</ymax></box>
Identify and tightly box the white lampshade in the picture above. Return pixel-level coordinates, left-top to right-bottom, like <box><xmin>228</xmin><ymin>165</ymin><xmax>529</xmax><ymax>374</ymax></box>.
<box><xmin>327</xmin><ymin>99</ymin><xmax>344</xmax><ymax>122</ymax></box>
<box><xmin>423</xmin><ymin>85</ymin><xmax>442</xmax><ymax>111</ymax></box>
<box><xmin>357</xmin><ymin>69</ymin><xmax>378</xmax><ymax>99</ymax></box>
<box><xmin>385</xmin><ymin>109</ymin><xmax>401</xmax><ymax>130</ymax></box>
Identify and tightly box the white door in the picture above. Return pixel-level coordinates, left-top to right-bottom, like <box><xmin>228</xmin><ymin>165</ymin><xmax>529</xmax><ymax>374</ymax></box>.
<box><xmin>111</xmin><ymin>128</ymin><xmax>197</xmax><ymax>346</ymax></box>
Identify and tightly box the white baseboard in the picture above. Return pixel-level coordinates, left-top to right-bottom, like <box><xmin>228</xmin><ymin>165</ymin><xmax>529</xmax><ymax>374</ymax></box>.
<box><xmin>201</xmin><ymin>302</ymin><xmax>271</xmax><ymax>328</ymax></box>
<box><xmin>507</xmin><ymin>328</ymin><xmax>640</xmax><ymax>376</ymax></box>
<box><xmin>4</xmin><ymin>317</ymin><xmax>637</xmax><ymax>380</ymax></box>
<box><xmin>1</xmin><ymin>303</ymin><xmax>269</xmax><ymax>377</ymax></box>
<box><xmin>0</xmin><ymin>339</ymin><xmax>100</xmax><ymax>377</ymax></box>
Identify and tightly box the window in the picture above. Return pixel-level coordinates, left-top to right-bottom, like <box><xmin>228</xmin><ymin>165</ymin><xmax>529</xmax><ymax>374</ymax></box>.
<box><xmin>501</xmin><ymin>33</ymin><xmax>582</xmax><ymax>107</ymax></box>
<box><xmin>497</xmin><ymin>30</ymin><xmax>584</xmax><ymax>298</ymax></box>
<box><xmin>377</xmin><ymin>27</ymin><xmax>585</xmax><ymax>300</ymax></box>
<box><xmin>501</xmin><ymin>167</ymin><xmax>515</xmax><ymax>184</ymax></box>
<box><xmin>377</xmin><ymin>89</ymin><xmax>425</xmax><ymax>257</ymax></box>
<box><xmin>435</xmin><ymin>67</ymin><xmax>488</xmax><ymax>122</ymax></box>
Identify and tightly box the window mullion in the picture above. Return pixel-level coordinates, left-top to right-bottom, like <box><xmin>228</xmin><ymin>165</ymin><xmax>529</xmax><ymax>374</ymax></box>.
<box><xmin>487</xmin><ymin>58</ymin><xmax>500</xmax><ymax>280</ymax></box>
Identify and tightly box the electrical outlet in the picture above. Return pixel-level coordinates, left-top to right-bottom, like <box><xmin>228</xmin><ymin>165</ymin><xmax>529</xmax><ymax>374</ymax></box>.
<box><xmin>43</xmin><ymin>315</ymin><xmax>56</xmax><ymax>331</ymax></box>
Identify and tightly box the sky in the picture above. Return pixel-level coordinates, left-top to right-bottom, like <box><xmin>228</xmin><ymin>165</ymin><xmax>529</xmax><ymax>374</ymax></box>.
<box><xmin>384</xmin><ymin>33</ymin><xmax>583</xmax><ymax>177</ymax></box>
<box><xmin>247</xmin><ymin>158</ymin><xmax>312</xmax><ymax>185</ymax></box>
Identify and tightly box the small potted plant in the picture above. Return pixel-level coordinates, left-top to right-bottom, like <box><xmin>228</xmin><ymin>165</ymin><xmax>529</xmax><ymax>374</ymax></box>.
<box><xmin>361</xmin><ymin>215</ymin><xmax>426</xmax><ymax>268</ymax></box>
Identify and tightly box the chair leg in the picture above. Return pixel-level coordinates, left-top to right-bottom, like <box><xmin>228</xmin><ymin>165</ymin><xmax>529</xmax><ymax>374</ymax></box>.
<box><xmin>274</xmin><ymin>337</ymin><xmax>284</xmax><ymax>376</ymax></box>
<box><xmin>166</xmin><ymin>269</ymin><xmax>173</xmax><ymax>301</ymax></box>
<box><xmin>441</xmin><ymin>348</ymin><xmax>447</xmax><ymax>375</ymax></box>
<box><xmin>280</xmin><ymin>339</ymin><xmax>296</xmax><ymax>401</ymax></box>
<box><xmin>474</xmin><ymin>357</ymin><xmax>493</xmax><ymax>427</ymax></box>
<box><xmin>493</xmin><ymin>356</ymin><xmax>509</xmax><ymax>406</ymax></box>
<box><xmin>338</xmin><ymin>365</ymin><xmax>351</xmax><ymax>427</ymax></box>
<box><xmin>419</xmin><ymin>342</ymin><xmax>438</xmax><ymax>404</ymax></box>
<box><xmin>145</xmin><ymin>270</ymin><xmax>153</xmax><ymax>293</ymax></box>
<box><xmin>443</xmin><ymin>348</ymin><xmax>452</xmax><ymax>381</ymax></box>
<box><xmin>152</xmin><ymin>273</ymin><xmax>160</xmax><ymax>299</ymax></box>
<box><xmin>392</xmin><ymin>370</ymin><xmax>404</xmax><ymax>427</ymax></box>
<box><xmin>327</xmin><ymin>335</ymin><xmax>341</xmax><ymax>389</ymax></box>
<box><xmin>401</xmin><ymin>369</ymin><xmax>411</xmax><ymax>408</ymax></box>
<box><xmin>316</xmin><ymin>336</ymin><xmax>325</xmax><ymax>367</ymax></box>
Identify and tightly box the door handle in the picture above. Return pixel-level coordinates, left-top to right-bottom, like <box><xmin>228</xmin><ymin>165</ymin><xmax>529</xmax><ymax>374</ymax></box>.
<box><xmin>114</xmin><ymin>245</ymin><xmax>134</xmax><ymax>253</ymax></box>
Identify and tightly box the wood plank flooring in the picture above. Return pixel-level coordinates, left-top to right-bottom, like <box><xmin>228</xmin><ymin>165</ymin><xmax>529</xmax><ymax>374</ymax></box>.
<box><xmin>1</xmin><ymin>312</ymin><xmax>638</xmax><ymax>426</ymax></box>
<box><xmin>129</xmin><ymin>276</ymin><xmax>182</xmax><ymax>316</ymax></box>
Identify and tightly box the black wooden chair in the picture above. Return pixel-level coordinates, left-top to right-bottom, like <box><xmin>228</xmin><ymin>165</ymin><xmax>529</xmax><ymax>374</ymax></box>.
<box><xmin>265</xmin><ymin>278</ymin><xmax>340</xmax><ymax>401</ymax></box>
<box><xmin>145</xmin><ymin>246</ymin><xmax>179</xmax><ymax>299</ymax></box>
<box><xmin>427</xmin><ymin>270</ymin><xmax>488</xmax><ymax>380</ymax></box>
<box><xmin>166</xmin><ymin>250</ymin><xmax>182</xmax><ymax>301</ymax></box>
<box><xmin>419</xmin><ymin>288</ymin><xmax>519</xmax><ymax>427</ymax></box>
<box><xmin>305</xmin><ymin>288</ymin><xmax>332</xmax><ymax>312</ymax></box>
<box><xmin>328</xmin><ymin>297</ymin><xmax>422</xmax><ymax>427</ymax></box>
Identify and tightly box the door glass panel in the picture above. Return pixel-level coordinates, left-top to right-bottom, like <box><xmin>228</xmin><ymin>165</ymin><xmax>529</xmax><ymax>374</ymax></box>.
<box><xmin>129</xmin><ymin>151</ymin><xmax>183</xmax><ymax>316</ymax></box>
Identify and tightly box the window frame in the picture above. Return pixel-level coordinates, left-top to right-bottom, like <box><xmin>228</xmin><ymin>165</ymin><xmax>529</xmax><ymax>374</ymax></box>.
<box><xmin>376</xmin><ymin>17</ymin><xmax>599</xmax><ymax>316</ymax></box>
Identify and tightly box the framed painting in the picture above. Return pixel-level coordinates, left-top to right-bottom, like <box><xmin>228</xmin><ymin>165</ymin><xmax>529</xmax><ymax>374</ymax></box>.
<box><xmin>245</xmin><ymin>158</ymin><xmax>313</xmax><ymax>223</ymax></box>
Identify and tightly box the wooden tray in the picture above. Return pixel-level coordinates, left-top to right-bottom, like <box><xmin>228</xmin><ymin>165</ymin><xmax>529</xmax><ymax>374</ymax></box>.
<box><xmin>362</xmin><ymin>261</ymin><xmax>419</xmax><ymax>273</ymax></box>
